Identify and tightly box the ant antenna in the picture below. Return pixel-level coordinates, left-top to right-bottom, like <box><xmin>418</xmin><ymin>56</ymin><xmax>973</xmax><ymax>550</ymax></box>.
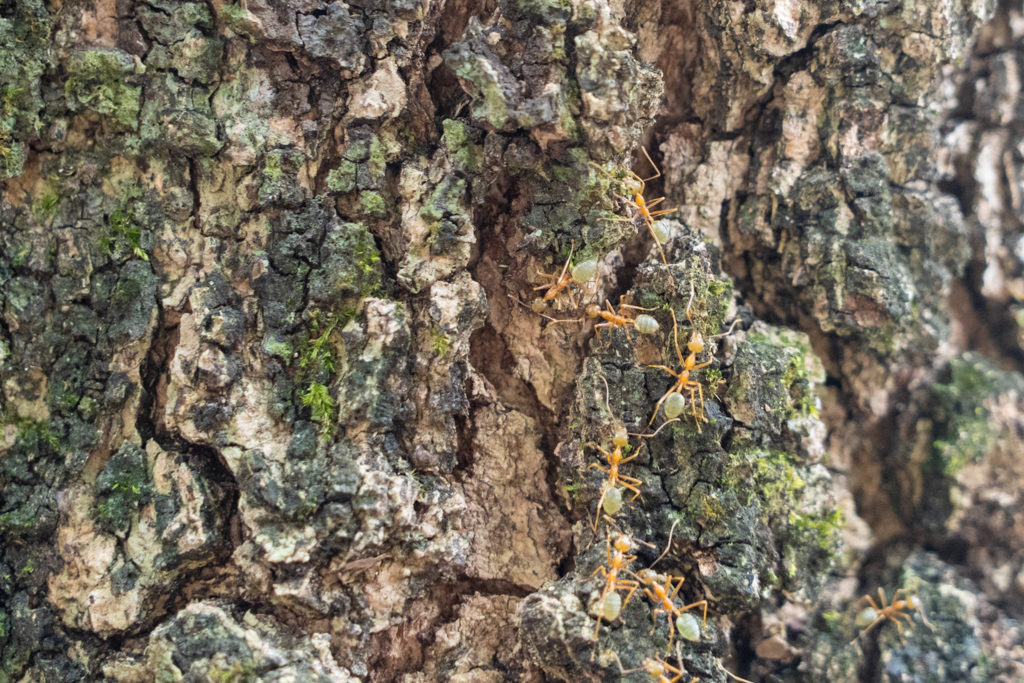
<box><xmin>685</xmin><ymin>281</ymin><xmax>696</xmax><ymax>321</ymax></box>
<box><xmin>629</xmin><ymin>418</ymin><xmax>680</xmax><ymax>440</ymax></box>
<box><xmin>709</xmin><ymin>317</ymin><xmax>740</xmax><ymax>339</ymax></box>
<box><xmin>649</xmin><ymin>518</ymin><xmax>679</xmax><ymax>570</ymax></box>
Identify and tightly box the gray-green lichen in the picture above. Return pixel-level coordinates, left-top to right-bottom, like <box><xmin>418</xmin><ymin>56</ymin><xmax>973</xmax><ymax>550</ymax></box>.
<box><xmin>64</xmin><ymin>49</ymin><xmax>143</xmax><ymax>129</ymax></box>
<box><xmin>0</xmin><ymin>0</ymin><xmax>49</xmax><ymax>179</ymax></box>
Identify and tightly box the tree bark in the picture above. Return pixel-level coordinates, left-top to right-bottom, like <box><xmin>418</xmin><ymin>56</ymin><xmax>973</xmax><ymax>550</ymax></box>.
<box><xmin>1</xmin><ymin>0</ymin><xmax>1023</xmax><ymax>681</ymax></box>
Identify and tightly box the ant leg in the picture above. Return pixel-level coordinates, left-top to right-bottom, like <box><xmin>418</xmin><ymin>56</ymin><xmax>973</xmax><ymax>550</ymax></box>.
<box><xmin>593</xmin><ymin>483</ymin><xmax>611</xmax><ymax>531</ymax></box>
<box><xmin>669</xmin><ymin>310</ymin><xmax>686</xmax><ymax>364</ymax></box>
<box><xmin>639</xmin><ymin>146</ymin><xmax>662</xmax><ymax>182</ymax></box>
<box><xmin>695</xmin><ymin>381</ymin><xmax>707</xmax><ymax>423</ymax></box>
<box><xmin>679</xmin><ymin>600</ymin><xmax>709</xmax><ymax>629</ymax></box>
<box><xmin>645</xmin><ymin>222</ymin><xmax>669</xmax><ymax>265</ymax></box>
<box><xmin>619</xmin><ymin>580</ymin><xmax>641</xmax><ymax>610</ymax></box>
<box><xmin>648</xmin><ymin>388</ymin><xmax>675</xmax><ymax>426</ymax></box>
<box><xmin>668</xmin><ymin>576</ymin><xmax>686</xmax><ymax>601</ymax></box>
<box><xmin>619</xmin><ymin>480</ymin><xmax>644</xmax><ymax>501</ymax></box>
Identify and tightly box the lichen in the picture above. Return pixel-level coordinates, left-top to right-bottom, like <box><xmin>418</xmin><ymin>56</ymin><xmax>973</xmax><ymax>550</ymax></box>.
<box><xmin>0</xmin><ymin>0</ymin><xmax>49</xmax><ymax>179</ymax></box>
<box><xmin>64</xmin><ymin>49</ymin><xmax>142</xmax><ymax>129</ymax></box>
<box><xmin>927</xmin><ymin>356</ymin><xmax>1008</xmax><ymax>477</ymax></box>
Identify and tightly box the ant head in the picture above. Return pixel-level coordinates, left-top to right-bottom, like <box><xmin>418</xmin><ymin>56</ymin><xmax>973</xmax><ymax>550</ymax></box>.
<box><xmin>585</xmin><ymin>304</ymin><xmax>601</xmax><ymax>318</ymax></box>
<box><xmin>635</xmin><ymin>568</ymin><xmax>659</xmax><ymax>584</ymax></box>
<box><xmin>622</xmin><ymin>174</ymin><xmax>643</xmax><ymax>197</ymax></box>
<box><xmin>612</xmin><ymin>425</ymin><xmax>628</xmax><ymax>447</ymax></box>
<box><xmin>687</xmin><ymin>331</ymin><xmax>704</xmax><ymax>353</ymax></box>
<box><xmin>613</xmin><ymin>535</ymin><xmax>632</xmax><ymax>553</ymax></box>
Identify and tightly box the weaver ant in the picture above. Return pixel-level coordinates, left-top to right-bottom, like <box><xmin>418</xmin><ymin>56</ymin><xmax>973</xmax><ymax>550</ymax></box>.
<box><xmin>549</xmin><ymin>297</ymin><xmax>660</xmax><ymax>346</ymax></box>
<box><xmin>532</xmin><ymin>240</ymin><xmax>596</xmax><ymax>308</ymax></box>
<box><xmin>616</xmin><ymin>642</ymin><xmax>695</xmax><ymax>683</ymax></box>
<box><xmin>850</xmin><ymin>587</ymin><xmax>932</xmax><ymax>645</ymax></box>
<box><xmin>588</xmin><ymin>425</ymin><xmax>645</xmax><ymax>530</ymax></box>
<box><xmin>633</xmin><ymin>568</ymin><xmax>708</xmax><ymax>653</ymax></box>
<box><xmin>617</xmin><ymin>147</ymin><xmax>678</xmax><ymax>265</ymax></box>
<box><xmin>647</xmin><ymin>305</ymin><xmax>712</xmax><ymax>432</ymax></box>
<box><xmin>590</xmin><ymin>531</ymin><xmax>640</xmax><ymax>646</ymax></box>
<box><xmin>636</xmin><ymin>655</ymin><xmax>697</xmax><ymax>683</ymax></box>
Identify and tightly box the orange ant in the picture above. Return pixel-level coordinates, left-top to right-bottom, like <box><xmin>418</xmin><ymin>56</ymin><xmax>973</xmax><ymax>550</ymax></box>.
<box><xmin>634</xmin><ymin>568</ymin><xmax>708</xmax><ymax>653</ymax></box>
<box><xmin>532</xmin><ymin>240</ymin><xmax>595</xmax><ymax>308</ymax></box>
<box><xmin>617</xmin><ymin>147</ymin><xmax>678</xmax><ymax>265</ymax></box>
<box><xmin>590</xmin><ymin>531</ymin><xmax>640</xmax><ymax>647</ymax></box>
<box><xmin>588</xmin><ymin>425</ymin><xmax>644</xmax><ymax>530</ymax></box>
<box><xmin>617</xmin><ymin>643</ymin><xmax>695</xmax><ymax>683</ymax></box>
<box><xmin>849</xmin><ymin>587</ymin><xmax>932</xmax><ymax>645</ymax></box>
<box><xmin>549</xmin><ymin>297</ymin><xmax>660</xmax><ymax>345</ymax></box>
<box><xmin>647</xmin><ymin>305</ymin><xmax>712</xmax><ymax>432</ymax></box>
<box><xmin>636</xmin><ymin>655</ymin><xmax>697</xmax><ymax>683</ymax></box>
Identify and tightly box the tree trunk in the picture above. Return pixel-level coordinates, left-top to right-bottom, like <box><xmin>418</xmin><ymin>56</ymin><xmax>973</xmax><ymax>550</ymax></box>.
<box><xmin>1</xmin><ymin>0</ymin><xmax>1022</xmax><ymax>680</ymax></box>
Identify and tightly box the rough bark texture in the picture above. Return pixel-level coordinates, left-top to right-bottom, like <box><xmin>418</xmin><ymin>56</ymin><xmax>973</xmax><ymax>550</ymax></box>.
<box><xmin>1</xmin><ymin>0</ymin><xmax>1023</xmax><ymax>681</ymax></box>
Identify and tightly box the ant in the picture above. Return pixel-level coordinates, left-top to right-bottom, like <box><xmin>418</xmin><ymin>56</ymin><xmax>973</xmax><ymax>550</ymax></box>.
<box><xmin>588</xmin><ymin>425</ymin><xmax>644</xmax><ymax>531</ymax></box>
<box><xmin>634</xmin><ymin>568</ymin><xmax>708</xmax><ymax>653</ymax></box>
<box><xmin>549</xmin><ymin>297</ymin><xmax>660</xmax><ymax>346</ymax></box>
<box><xmin>617</xmin><ymin>643</ymin><xmax>695</xmax><ymax>683</ymax></box>
<box><xmin>849</xmin><ymin>587</ymin><xmax>932</xmax><ymax>645</ymax></box>
<box><xmin>647</xmin><ymin>304</ymin><xmax>712</xmax><ymax>432</ymax></box>
<box><xmin>590</xmin><ymin>531</ymin><xmax>640</xmax><ymax>647</ymax></box>
<box><xmin>637</xmin><ymin>656</ymin><xmax>697</xmax><ymax>683</ymax></box>
<box><xmin>533</xmin><ymin>240</ymin><xmax>594</xmax><ymax>308</ymax></box>
<box><xmin>621</xmin><ymin>147</ymin><xmax>677</xmax><ymax>265</ymax></box>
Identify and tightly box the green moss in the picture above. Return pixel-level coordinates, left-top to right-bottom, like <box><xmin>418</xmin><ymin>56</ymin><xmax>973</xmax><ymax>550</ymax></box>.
<box><xmin>11</xmin><ymin>418</ymin><xmax>60</xmax><ymax>452</ymax></box>
<box><xmin>64</xmin><ymin>49</ymin><xmax>141</xmax><ymax>129</ymax></box>
<box><xmin>429</xmin><ymin>328</ymin><xmax>451</xmax><ymax>357</ymax></box>
<box><xmin>790</xmin><ymin>508</ymin><xmax>844</xmax><ymax>551</ymax></box>
<box><xmin>32</xmin><ymin>185</ymin><xmax>60</xmax><ymax>223</ymax></box>
<box><xmin>298</xmin><ymin>316</ymin><xmax>337</xmax><ymax>377</ymax></box>
<box><xmin>296</xmin><ymin>315</ymin><xmax>342</xmax><ymax>436</ymax></box>
<box><xmin>301</xmin><ymin>382</ymin><xmax>335</xmax><ymax>435</ymax></box>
